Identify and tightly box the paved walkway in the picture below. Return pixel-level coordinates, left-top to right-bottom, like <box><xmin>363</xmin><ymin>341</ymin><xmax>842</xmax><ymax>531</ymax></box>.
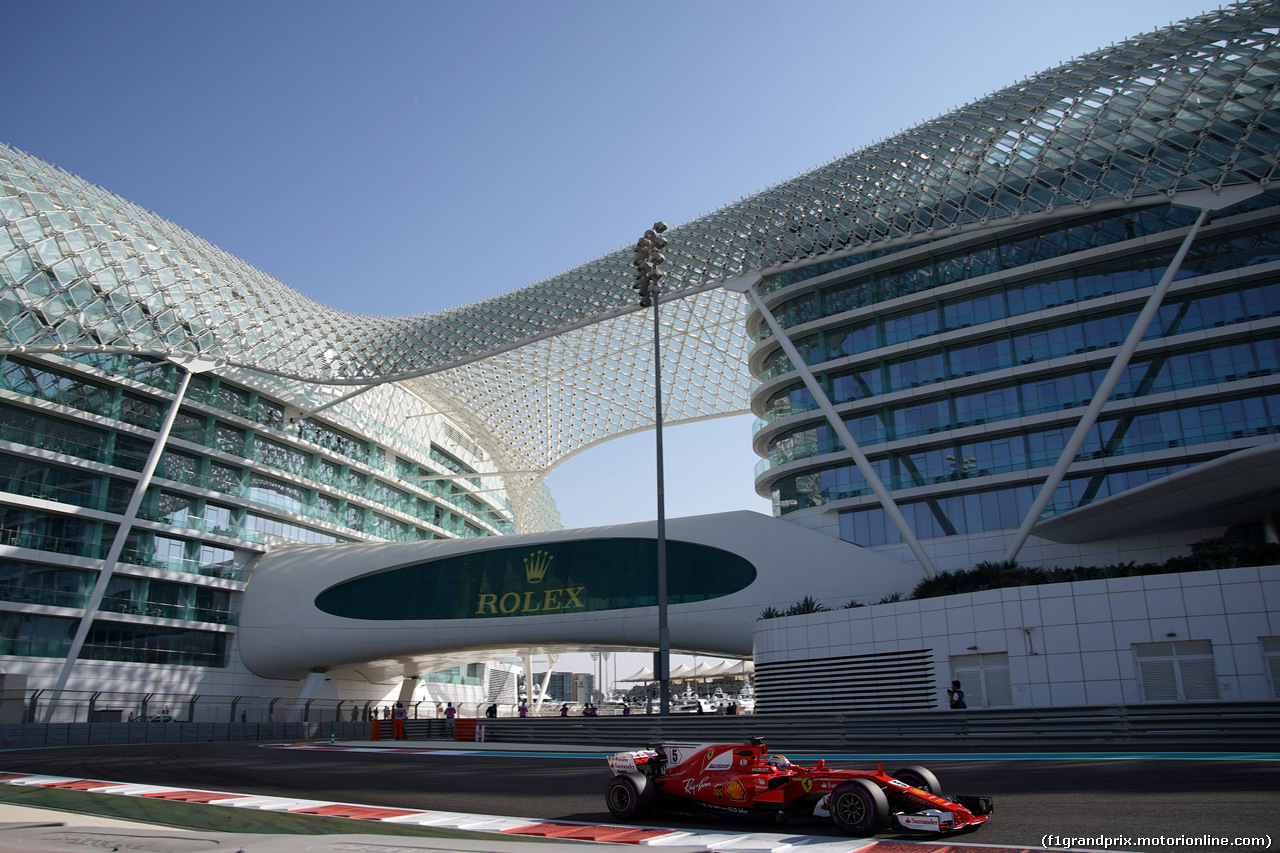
<box><xmin>0</xmin><ymin>800</ymin><xmax>174</xmax><ymax>829</ymax></box>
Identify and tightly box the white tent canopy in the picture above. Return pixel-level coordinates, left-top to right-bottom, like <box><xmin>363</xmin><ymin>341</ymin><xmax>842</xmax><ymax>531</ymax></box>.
<box><xmin>667</xmin><ymin>664</ymin><xmax>696</xmax><ymax>681</ymax></box>
<box><xmin>718</xmin><ymin>660</ymin><xmax>755</xmax><ymax>676</ymax></box>
<box><xmin>619</xmin><ymin>660</ymin><xmax>753</xmax><ymax>683</ymax></box>
<box><xmin>685</xmin><ymin>659</ymin><xmax>754</xmax><ymax>678</ymax></box>
<box><xmin>694</xmin><ymin>660</ymin><xmax>734</xmax><ymax>678</ymax></box>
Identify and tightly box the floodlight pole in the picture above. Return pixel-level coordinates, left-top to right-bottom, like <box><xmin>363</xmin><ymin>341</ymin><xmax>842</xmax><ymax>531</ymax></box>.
<box><xmin>653</xmin><ymin>285</ymin><xmax>670</xmax><ymax>717</ymax></box>
<box><xmin>633</xmin><ymin>222</ymin><xmax>671</xmax><ymax>716</ymax></box>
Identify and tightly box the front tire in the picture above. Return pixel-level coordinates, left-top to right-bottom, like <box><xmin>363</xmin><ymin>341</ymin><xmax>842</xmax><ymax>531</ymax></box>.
<box><xmin>606</xmin><ymin>772</ymin><xmax>656</xmax><ymax>820</ymax></box>
<box><xmin>892</xmin><ymin>764</ymin><xmax>942</xmax><ymax>796</ymax></box>
<box><xmin>829</xmin><ymin>778</ymin><xmax>888</xmax><ymax>835</ymax></box>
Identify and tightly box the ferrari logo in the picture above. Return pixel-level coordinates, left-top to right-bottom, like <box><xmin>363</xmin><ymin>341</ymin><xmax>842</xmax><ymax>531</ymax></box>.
<box><xmin>706</xmin><ymin>748</ymin><xmax>715</xmax><ymax>763</ymax></box>
<box><xmin>801</xmin><ymin>779</ymin><xmax>812</xmax><ymax>793</ymax></box>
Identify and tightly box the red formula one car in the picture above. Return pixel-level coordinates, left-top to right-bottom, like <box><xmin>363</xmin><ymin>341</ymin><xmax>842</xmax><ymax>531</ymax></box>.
<box><xmin>605</xmin><ymin>738</ymin><xmax>991</xmax><ymax>836</ymax></box>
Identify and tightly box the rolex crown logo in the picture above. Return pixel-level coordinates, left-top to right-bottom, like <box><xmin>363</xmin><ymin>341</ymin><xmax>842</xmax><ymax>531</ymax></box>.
<box><xmin>524</xmin><ymin>549</ymin><xmax>553</xmax><ymax>583</ymax></box>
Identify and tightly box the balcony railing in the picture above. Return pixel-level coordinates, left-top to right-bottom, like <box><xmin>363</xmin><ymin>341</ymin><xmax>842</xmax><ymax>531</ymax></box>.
<box><xmin>117</xmin><ymin>549</ymin><xmax>246</xmax><ymax>582</ymax></box>
<box><xmin>100</xmin><ymin>596</ymin><xmax>237</xmax><ymax>625</ymax></box>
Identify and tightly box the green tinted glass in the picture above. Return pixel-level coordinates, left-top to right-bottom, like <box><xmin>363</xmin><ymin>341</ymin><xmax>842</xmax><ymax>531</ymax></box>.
<box><xmin>315</xmin><ymin>538</ymin><xmax>756</xmax><ymax>620</ymax></box>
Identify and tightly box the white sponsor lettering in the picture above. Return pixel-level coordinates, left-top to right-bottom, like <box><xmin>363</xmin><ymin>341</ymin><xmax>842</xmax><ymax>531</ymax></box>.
<box><xmin>898</xmin><ymin>813</ymin><xmax>942</xmax><ymax>831</ymax></box>
<box><xmin>683</xmin><ymin>778</ymin><xmax>714</xmax><ymax>796</ymax></box>
<box><xmin>607</xmin><ymin>750</ymin><xmax>656</xmax><ymax>774</ymax></box>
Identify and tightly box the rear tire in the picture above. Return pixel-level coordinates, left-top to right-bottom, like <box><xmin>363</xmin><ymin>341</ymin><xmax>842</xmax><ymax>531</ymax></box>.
<box><xmin>829</xmin><ymin>778</ymin><xmax>888</xmax><ymax>835</ymax></box>
<box><xmin>892</xmin><ymin>764</ymin><xmax>942</xmax><ymax>796</ymax></box>
<box><xmin>605</xmin><ymin>772</ymin><xmax>656</xmax><ymax>820</ymax></box>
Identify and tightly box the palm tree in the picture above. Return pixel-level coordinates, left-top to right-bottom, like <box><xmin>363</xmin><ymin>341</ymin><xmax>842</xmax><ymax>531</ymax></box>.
<box><xmin>786</xmin><ymin>595</ymin><xmax>828</xmax><ymax>615</ymax></box>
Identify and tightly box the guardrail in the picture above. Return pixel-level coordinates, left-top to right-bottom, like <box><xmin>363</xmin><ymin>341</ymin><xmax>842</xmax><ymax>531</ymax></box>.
<box><xmin>2</xmin><ymin>690</ymin><xmax>605</xmax><ymax>725</ymax></box>
<box><xmin>456</xmin><ymin>701</ymin><xmax>1280</xmax><ymax>753</ymax></box>
<box><xmin>0</xmin><ymin>702</ymin><xmax>1274</xmax><ymax>752</ymax></box>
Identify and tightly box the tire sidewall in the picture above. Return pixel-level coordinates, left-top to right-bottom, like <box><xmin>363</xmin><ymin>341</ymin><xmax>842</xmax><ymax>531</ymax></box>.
<box><xmin>892</xmin><ymin>764</ymin><xmax>942</xmax><ymax>796</ymax></box>
<box><xmin>606</xmin><ymin>772</ymin><xmax>654</xmax><ymax>820</ymax></box>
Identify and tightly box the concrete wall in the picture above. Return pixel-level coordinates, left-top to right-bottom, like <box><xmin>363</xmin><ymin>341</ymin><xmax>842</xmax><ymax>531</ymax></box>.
<box><xmin>753</xmin><ymin>565</ymin><xmax>1280</xmax><ymax>708</ymax></box>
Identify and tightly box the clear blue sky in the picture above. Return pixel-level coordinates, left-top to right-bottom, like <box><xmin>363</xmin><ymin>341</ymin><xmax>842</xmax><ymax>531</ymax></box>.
<box><xmin>3</xmin><ymin>0</ymin><xmax>1213</xmax><ymax>536</ymax></box>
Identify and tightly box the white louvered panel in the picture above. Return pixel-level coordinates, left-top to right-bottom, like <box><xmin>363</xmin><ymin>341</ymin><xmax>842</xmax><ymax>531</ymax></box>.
<box><xmin>1178</xmin><ymin>657</ymin><xmax>1220</xmax><ymax>700</ymax></box>
<box><xmin>952</xmin><ymin>668</ymin><xmax>982</xmax><ymax>707</ymax></box>
<box><xmin>983</xmin><ymin>666</ymin><xmax>1013</xmax><ymax>707</ymax></box>
<box><xmin>1139</xmin><ymin>659</ymin><xmax>1178</xmax><ymax>701</ymax></box>
<box><xmin>1268</xmin><ymin>654</ymin><xmax>1280</xmax><ymax>699</ymax></box>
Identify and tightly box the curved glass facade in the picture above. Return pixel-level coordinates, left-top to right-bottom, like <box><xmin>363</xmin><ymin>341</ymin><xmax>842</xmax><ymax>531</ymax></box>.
<box><xmin>2</xmin><ymin>4</ymin><xmax>1277</xmax><ymax>512</ymax></box>
<box><xmin>0</xmin><ymin>348</ymin><xmax>521</xmax><ymax>674</ymax></box>
<box><xmin>752</xmin><ymin>193</ymin><xmax>1280</xmax><ymax>560</ymax></box>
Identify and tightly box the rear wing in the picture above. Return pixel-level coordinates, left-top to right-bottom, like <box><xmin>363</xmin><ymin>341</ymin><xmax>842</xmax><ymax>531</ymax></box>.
<box><xmin>606</xmin><ymin>749</ymin><xmax>659</xmax><ymax>776</ymax></box>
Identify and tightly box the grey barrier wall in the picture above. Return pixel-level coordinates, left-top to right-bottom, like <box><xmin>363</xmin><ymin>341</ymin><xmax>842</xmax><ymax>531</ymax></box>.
<box><xmin>1</xmin><ymin>702</ymin><xmax>1273</xmax><ymax>753</ymax></box>
<box><xmin>460</xmin><ymin>702</ymin><xmax>1280</xmax><ymax>753</ymax></box>
<box><xmin>0</xmin><ymin>720</ymin><xmax>372</xmax><ymax>750</ymax></box>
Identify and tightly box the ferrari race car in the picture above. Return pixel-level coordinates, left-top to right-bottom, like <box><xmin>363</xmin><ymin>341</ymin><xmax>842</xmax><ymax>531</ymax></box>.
<box><xmin>605</xmin><ymin>738</ymin><xmax>992</xmax><ymax>835</ymax></box>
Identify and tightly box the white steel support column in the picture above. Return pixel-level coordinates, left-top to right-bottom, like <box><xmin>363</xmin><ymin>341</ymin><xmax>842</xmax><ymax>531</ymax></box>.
<box><xmin>46</xmin><ymin>360</ymin><xmax>210</xmax><ymax>718</ymax></box>
<box><xmin>727</xmin><ymin>278</ymin><xmax>936</xmax><ymax>579</ymax></box>
<box><xmin>1003</xmin><ymin>184</ymin><xmax>1263</xmax><ymax>564</ymax></box>
<box><xmin>289</xmin><ymin>670</ymin><xmax>328</xmax><ymax>722</ymax></box>
<box><xmin>534</xmin><ymin>653</ymin><xmax>558</xmax><ymax>716</ymax></box>
<box><xmin>46</xmin><ymin>361</ymin><xmax>194</xmax><ymax>712</ymax></box>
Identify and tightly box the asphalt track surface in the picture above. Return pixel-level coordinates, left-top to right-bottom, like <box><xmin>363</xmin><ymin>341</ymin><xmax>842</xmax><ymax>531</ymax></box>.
<box><xmin>1</xmin><ymin>742</ymin><xmax>1276</xmax><ymax>852</ymax></box>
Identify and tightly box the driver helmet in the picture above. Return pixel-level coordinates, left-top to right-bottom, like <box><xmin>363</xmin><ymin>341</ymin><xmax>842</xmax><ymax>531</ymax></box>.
<box><xmin>767</xmin><ymin>754</ymin><xmax>791</xmax><ymax>769</ymax></box>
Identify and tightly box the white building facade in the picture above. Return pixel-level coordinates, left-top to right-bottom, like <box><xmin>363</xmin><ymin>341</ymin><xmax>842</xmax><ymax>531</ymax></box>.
<box><xmin>753</xmin><ymin>564</ymin><xmax>1280</xmax><ymax>711</ymax></box>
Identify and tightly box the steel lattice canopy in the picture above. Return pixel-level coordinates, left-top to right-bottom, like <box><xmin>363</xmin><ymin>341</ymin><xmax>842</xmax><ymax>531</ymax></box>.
<box><xmin>1</xmin><ymin>1</ymin><xmax>1278</xmax><ymax>480</ymax></box>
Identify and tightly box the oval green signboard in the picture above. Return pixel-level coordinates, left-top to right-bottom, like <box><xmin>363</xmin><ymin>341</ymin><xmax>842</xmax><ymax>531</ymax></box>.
<box><xmin>315</xmin><ymin>538</ymin><xmax>757</xmax><ymax>620</ymax></box>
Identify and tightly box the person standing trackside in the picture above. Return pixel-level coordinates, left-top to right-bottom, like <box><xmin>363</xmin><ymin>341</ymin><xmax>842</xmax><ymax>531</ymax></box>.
<box><xmin>392</xmin><ymin>701</ymin><xmax>407</xmax><ymax>739</ymax></box>
<box><xmin>444</xmin><ymin>701</ymin><xmax>456</xmax><ymax>734</ymax></box>
<box><xmin>946</xmin><ymin>680</ymin><xmax>967</xmax><ymax>709</ymax></box>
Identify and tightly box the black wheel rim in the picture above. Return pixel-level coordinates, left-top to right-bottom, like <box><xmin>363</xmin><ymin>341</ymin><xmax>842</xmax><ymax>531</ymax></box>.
<box><xmin>835</xmin><ymin>791</ymin><xmax>867</xmax><ymax>826</ymax></box>
<box><xmin>609</xmin><ymin>783</ymin><xmax>633</xmax><ymax>813</ymax></box>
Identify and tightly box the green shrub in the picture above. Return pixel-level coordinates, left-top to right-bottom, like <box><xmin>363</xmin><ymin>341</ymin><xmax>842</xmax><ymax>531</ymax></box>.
<box><xmin>786</xmin><ymin>595</ymin><xmax>829</xmax><ymax>615</ymax></box>
<box><xmin>910</xmin><ymin>537</ymin><xmax>1280</xmax><ymax>600</ymax></box>
<box><xmin>757</xmin><ymin>537</ymin><xmax>1280</xmax><ymax>616</ymax></box>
